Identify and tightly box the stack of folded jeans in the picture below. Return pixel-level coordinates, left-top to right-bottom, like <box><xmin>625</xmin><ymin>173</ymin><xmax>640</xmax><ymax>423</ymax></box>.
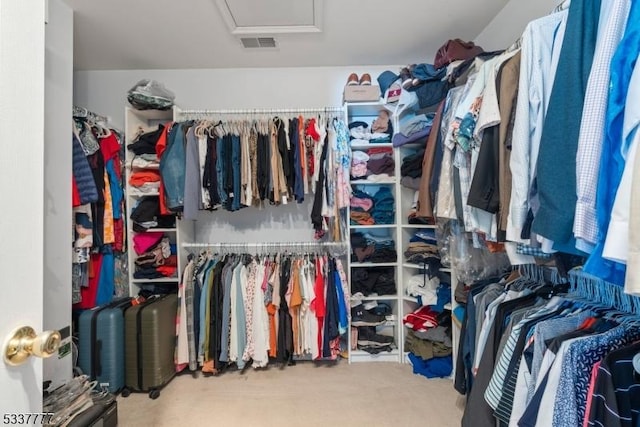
<box><xmin>350</xmin><ymin>232</ymin><xmax>397</xmax><ymax>263</ymax></box>
<box><xmin>351</xmin><ymin>267</ymin><xmax>396</xmax><ymax>296</ymax></box>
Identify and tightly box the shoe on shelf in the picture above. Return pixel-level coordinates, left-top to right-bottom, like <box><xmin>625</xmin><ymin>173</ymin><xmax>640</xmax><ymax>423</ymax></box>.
<box><xmin>400</xmin><ymin>67</ymin><xmax>413</xmax><ymax>89</ymax></box>
<box><xmin>357</xmin><ymin>326</ymin><xmax>395</xmax><ymax>347</ymax></box>
<box><xmin>351</xmin><ymin>304</ymin><xmax>386</xmax><ymax>327</ymax></box>
<box><xmin>347</xmin><ymin>73</ymin><xmax>359</xmax><ymax>86</ymax></box>
<box><xmin>359</xmin><ymin>73</ymin><xmax>372</xmax><ymax>85</ymax></box>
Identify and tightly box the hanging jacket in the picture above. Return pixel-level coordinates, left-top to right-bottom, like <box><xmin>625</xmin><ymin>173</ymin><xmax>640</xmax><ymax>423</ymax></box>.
<box><xmin>72</xmin><ymin>134</ymin><xmax>99</xmax><ymax>205</ymax></box>
<box><xmin>160</xmin><ymin>122</ymin><xmax>187</xmax><ymax>212</ymax></box>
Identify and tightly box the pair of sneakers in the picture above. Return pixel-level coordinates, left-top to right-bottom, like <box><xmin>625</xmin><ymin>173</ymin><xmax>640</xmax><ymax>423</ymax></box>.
<box><xmin>346</xmin><ymin>73</ymin><xmax>372</xmax><ymax>86</ymax></box>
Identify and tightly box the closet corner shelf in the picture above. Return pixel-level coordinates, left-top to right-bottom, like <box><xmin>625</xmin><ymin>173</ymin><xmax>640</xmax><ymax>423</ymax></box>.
<box><xmin>440</xmin><ymin>268</ymin><xmax>453</xmax><ymax>273</ymax></box>
<box><xmin>351</xmin><ymin>294</ymin><xmax>399</xmax><ymax>301</ymax></box>
<box><xmin>401</xmin><ymin>224</ymin><xmax>437</xmax><ymax>229</ymax></box>
<box><xmin>402</xmin><ymin>263</ymin><xmax>452</xmax><ymax>274</ymax></box>
<box><xmin>350</xmin><ymin>349</ymin><xmax>400</xmax><ymax>363</ymax></box>
<box><xmin>345</xmin><ymin>101</ymin><xmax>390</xmax><ymax>117</ymax></box>
<box><xmin>350</xmin><ymin>142</ymin><xmax>394</xmax><ymax>149</ymax></box>
<box><xmin>131</xmin><ymin>277</ymin><xmax>179</xmax><ymax>284</ymax></box>
<box><xmin>350</xmin><ymin>262</ymin><xmax>398</xmax><ymax>268</ymax></box>
<box><xmin>126</xmin><ymin>108</ymin><xmax>173</xmax><ymax>121</ymax></box>
<box><xmin>402</xmin><ymin>295</ymin><xmax>419</xmax><ymax>304</ymax></box>
<box><xmin>349</xmin><ymin>224</ymin><xmax>396</xmax><ymax>229</ymax></box>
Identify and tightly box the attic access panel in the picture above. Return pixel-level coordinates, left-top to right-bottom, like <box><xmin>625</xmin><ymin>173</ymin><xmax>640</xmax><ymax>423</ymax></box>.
<box><xmin>215</xmin><ymin>0</ymin><xmax>323</xmax><ymax>34</ymax></box>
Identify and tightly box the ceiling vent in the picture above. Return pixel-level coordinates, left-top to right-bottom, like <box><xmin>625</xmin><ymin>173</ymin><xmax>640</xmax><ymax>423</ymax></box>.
<box><xmin>240</xmin><ymin>37</ymin><xmax>277</xmax><ymax>49</ymax></box>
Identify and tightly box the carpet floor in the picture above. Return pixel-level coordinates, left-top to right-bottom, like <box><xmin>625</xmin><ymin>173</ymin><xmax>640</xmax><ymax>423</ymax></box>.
<box><xmin>117</xmin><ymin>362</ymin><xmax>465</xmax><ymax>426</ymax></box>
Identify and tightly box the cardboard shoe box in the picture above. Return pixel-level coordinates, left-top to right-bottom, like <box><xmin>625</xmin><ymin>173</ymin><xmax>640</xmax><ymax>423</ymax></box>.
<box><xmin>343</xmin><ymin>85</ymin><xmax>381</xmax><ymax>102</ymax></box>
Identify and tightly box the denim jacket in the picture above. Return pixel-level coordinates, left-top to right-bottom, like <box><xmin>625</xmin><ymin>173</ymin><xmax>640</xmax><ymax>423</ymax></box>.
<box><xmin>160</xmin><ymin>122</ymin><xmax>186</xmax><ymax>212</ymax></box>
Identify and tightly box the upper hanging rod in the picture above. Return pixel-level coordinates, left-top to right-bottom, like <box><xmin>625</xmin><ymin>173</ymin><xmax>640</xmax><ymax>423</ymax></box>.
<box><xmin>177</xmin><ymin>106</ymin><xmax>344</xmax><ymax>118</ymax></box>
<box><xmin>73</xmin><ymin>105</ymin><xmax>108</xmax><ymax>123</ymax></box>
<box><xmin>182</xmin><ymin>241</ymin><xmax>348</xmax><ymax>254</ymax></box>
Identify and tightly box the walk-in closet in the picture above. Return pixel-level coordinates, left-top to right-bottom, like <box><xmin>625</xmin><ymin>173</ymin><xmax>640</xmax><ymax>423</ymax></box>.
<box><xmin>2</xmin><ymin>0</ymin><xmax>640</xmax><ymax>426</ymax></box>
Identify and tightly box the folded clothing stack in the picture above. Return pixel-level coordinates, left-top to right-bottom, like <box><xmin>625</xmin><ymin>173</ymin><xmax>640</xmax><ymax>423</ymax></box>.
<box><xmin>349</xmin><ymin>187</ymin><xmax>395</xmax><ymax>225</ymax></box>
<box><xmin>349</xmin><ymin>110</ymin><xmax>393</xmax><ymax>145</ymax></box>
<box><xmin>129</xmin><ymin>169</ymin><xmax>161</xmax><ymax>197</ymax></box>
<box><xmin>392</xmin><ymin>112</ymin><xmax>435</xmax><ymax>147</ymax></box>
<box><xmin>404</xmin><ymin>229</ymin><xmax>439</xmax><ymax>263</ymax></box>
<box><xmin>350</xmin><ymin>231</ymin><xmax>397</xmax><ymax>263</ymax></box>
<box><xmin>130</xmin><ymin>196</ymin><xmax>176</xmax><ymax>232</ymax></box>
<box><xmin>127</xmin><ymin>125</ymin><xmax>165</xmax><ymax>155</ymax></box>
<box><xmin>132</xmin><ymin>233</ymin><xmax>177</xmax><ymax>279</ymax></box>
<box><xmin>351</xmin><ymin>267</ymin><xmax>396</xmax><ymax>296</ymax></box>
<box><xmin>401</xmin><ymin>149</ymin><xmax>424</xmax><ymax>179</ymax></box>
<box><xmin>404</xmin><ymin>307</ymin><xmax>453</xmax><ymax>378</ymax></box>
<box><xmin>351</xmin><ymin>301</ymin><xmax>395</xmax><ymax>354</ymax></box>
<box><xmin>350</xmin><ymin>147</ymin><xmax>395</xmax><ymax>182</ymax></box>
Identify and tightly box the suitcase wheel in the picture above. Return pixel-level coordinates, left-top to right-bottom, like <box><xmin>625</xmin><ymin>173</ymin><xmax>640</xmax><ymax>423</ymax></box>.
<box><xmin>149</xmin><ymin>389</ymin><xmax>160</xmax><ymax>400</ymax></box>
<box><xmin>121</xmin><ymin>388</ymin><xmax>131</xmax><ymax>398</ymax></box>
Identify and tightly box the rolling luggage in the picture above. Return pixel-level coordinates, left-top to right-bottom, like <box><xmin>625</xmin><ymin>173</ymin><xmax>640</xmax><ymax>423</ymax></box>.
<box><xmin>122</xmin><ymin>294</ymin><xmax>178</xmax><ymax>399</ymax></box>
<box><xmin>78</xmin><ymin>298</ymin><xmax>132</xmax><ymax>393</ymax></box>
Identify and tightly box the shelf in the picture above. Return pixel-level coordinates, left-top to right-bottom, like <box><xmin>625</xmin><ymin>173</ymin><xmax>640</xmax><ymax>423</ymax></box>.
<box><xmin>127</xmin><ymin>108</ymin><xmax>173</xmax><ymax>121</ymax></box>
<box><xmin>350</xmin><ymin>262</ymin><xmax>398</xmax><ymax>268</ymax></box>
<box><xmin>401</xmin><ymin>224</ymin><xmax>437</xmax><ymax>229</ymax></box>
<box><xmin>129</xmin><ymin>228</ymin><xmax>177</xmax><ymax>233</ymax></box>
<box><xmin>350</xmin><ymin>142</ymin><xmax>394</xmax><ymax>149</ymax></box>
<box><xmin>127</xmin><ymin>193</ymin><xmax>160</xmax><ymax>199</ymax></box>
<box><xmin>403</xmin><ymin>263</ymin><xmax>428</xmax><ymax>269</ymax></box>
<box><xmin>350</xmin><ymin>349</ymin><xmax>400</xmax><ymax>363</ymax></box>
<box><xmin>402</xmin><ymin>295</ymin><xmax>419</xmax><ymax>303</ymax></box>
<box><xmin>351</xmin><ymin>294</ymin><xmax>398</xmax><ymax>301</ymax></box>
<box><xmin>440</xmin><ymin>268</ymin><xmax>453</xmax><ymax>273</ymax></box>
<box><xmin>350</xmin><ymin>180</ymin><xmax>397</xmax><ymax>185</ymax></box>
<box><xmin>345</xmin><ymin>101</ymin><xmax>390</xmax><ymax>117</ymax></box>
<box><xmin>349</xmin><ymin>224</ymin><xmax>396</xmax><ymax>229</ymax></box>
<box><xmin>131</xmin><ymin>278</ymin><xmax>179</xmax><ymax>284</ymax></box>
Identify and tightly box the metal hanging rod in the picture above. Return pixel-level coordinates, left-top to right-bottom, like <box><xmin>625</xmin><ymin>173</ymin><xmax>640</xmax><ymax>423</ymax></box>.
<box><xmin>182</xmin><ymin>241</ymin><xmax>348</xmax><ymax>253</ymax></box>
<box><xmin>177</xmin><ymin>107</ymin><xmax>344</xmax><ymax>118</ymax></box>
<box><xmin>73</xmin><ymin>105</ymin><xmax>108</xmax><ymax>123</ymax></box>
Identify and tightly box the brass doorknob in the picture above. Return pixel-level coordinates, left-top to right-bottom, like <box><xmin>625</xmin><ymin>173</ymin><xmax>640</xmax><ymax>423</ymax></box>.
<box><xmin>3</xmin><ymin>326</ymin><xmax>61</xmax><ymax>366</ymax></box>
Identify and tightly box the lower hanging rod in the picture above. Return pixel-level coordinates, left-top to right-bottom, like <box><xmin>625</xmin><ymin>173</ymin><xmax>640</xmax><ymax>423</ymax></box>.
<box><xmin>182</xmin><ymin>241</ymin><xmax>348</xmax><ymax>249</ymax></box>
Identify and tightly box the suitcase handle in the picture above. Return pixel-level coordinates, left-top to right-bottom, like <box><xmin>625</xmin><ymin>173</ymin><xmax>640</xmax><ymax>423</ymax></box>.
<box><xmin>94</xmin><ymin>340</ymin><xmax>102</xmax><ymax>377</ymax></box>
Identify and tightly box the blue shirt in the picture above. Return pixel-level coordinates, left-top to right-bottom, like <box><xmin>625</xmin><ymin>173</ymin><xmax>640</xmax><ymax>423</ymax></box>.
<box><xmin>585</xmin><ymin>0</ymin><xmax>640</xmax><ymax>285</ymax></box>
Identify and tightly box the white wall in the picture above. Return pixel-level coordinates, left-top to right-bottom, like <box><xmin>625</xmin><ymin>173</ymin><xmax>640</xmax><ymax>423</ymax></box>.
<box><xmin>44</xmin><ymin>0</ymin><xmax>73</xmax><ymax>390</ymax></box>
<box><xmin>474</xmin><ymin>0</ymin><xmax>560</xmax><ymax>50</ymax></box>
<box><xmin>74</xmin><ymin>66</ymin><xmax>398</xmax><ymax>130</ymax></box>
<box><xmin>0</xmin><ymin>0</ymin><xmax>46</xmax><ymax>414</ymax></box>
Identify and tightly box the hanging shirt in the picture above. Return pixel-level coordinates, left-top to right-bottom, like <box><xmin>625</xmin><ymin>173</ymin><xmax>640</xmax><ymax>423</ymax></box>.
<box><xmin>585</xmin><ymin>0</ymin><xmax>640</xmax><ymax>285</ymax></box>
<box><xmin>574</xmin><ymin>0</ymin><xmax>633</xmax><ymax>251</ymax></box>
<box><xmin>507</xmin><ymin>10</ymin><xmax>569</xmax><ymax>243</ymax></box>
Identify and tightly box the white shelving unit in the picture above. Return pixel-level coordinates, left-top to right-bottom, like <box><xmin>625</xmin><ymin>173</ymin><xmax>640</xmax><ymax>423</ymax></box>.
<box><xmin>125</xmin><ymin>107</ymin><xmax>193</xmax><ymax>296</ymax></box>
<box><xmin>345</xmin><ymin>101</ymin><xmax>459</xmax><ymax>372</ymax></box>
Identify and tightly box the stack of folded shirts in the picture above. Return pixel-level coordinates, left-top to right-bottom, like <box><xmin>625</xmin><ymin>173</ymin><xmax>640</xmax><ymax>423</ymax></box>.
<box><xmin>371</xmin><ymin>187</ymin><xmax>395</xmax><ymax>224</ymax></box>
<box><xmin>404</xmin><ymin>307</ymin><xmax>452</xmax><ymax>361</ymax></box>
<box><xmin>401</xmin><ymin>150</ymin><xmax>424</xmax><ymax>179</ymax></box>
<box><xmin>351</xmin><ymin>148</ymin><xmax>395</xmax><ymax>182</ymax></box>
<box><xmin>350</xmin><ymin>190</ymin><xmax>374</xmax><ymax>225</ymax></box>
<box><xmin>351</xmin><ymin>151</ymin><xmax>369</xmax><ymax>179</ymax></box>
<box><xmin>404</xmin><ymin>229</ymin><xmax>440</xmax><ymax>261</ymax></box>
<box><xmin>131</xmin><ymin>154</ymin><xmax>160</xmax><ymax>169</ymax></box>
<box><xmin>349</xmin><ymin>121</ymin><xmax>392</xmax><ymax>145</ymax></box>
<box><xmin>351</xmin><ymin>267</ymin><xmax>396</xmax><ymax>296</ymax></box>
<box><xmin>133</xmin><ymin>233</ymin><xmax>177</xmax><ymax>279</ymax></box>
<box><xmin>129</xmin><ymin>170</ymin><xmax>161</xmax><ymax>196</ymax></box>
<box><xmin>130</xmin><ymin>196</ymin><xmax>176</xmax><ymax>232</ymax></box>
<box><xmin>350</xmin><ymin>232</ymin><xmax>397</xmax><ymax>263</ymax></box>
<box><xmin>350</xmin><ymin>187</ymin><xmax>395</xmax><ymax>225</ymax></box>
<box><xmin>392</xmin><ymin>112</ymin><xmax>434</xmax><ymax>147</ymax></box>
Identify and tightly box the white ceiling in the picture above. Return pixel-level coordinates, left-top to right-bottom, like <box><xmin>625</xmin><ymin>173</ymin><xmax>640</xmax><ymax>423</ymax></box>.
<box><xmin>66</xmin><ymin>0</ymin><xmax>508</xmax><ymax>71</ymax></box>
